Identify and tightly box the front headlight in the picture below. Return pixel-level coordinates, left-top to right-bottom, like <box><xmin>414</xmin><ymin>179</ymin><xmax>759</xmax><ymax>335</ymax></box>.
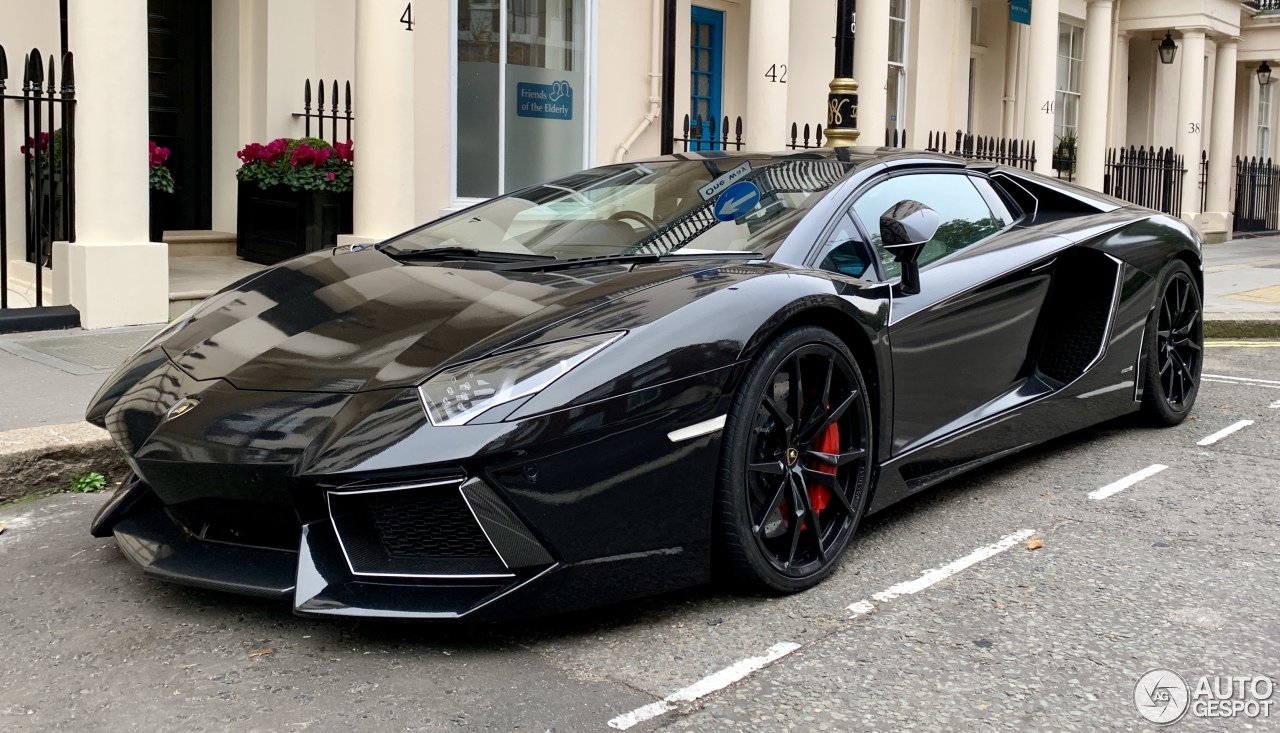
<box><xmin>418</xmin><ymin>332</ymin><xmax>623</xmax><ymax>426</ymax></box>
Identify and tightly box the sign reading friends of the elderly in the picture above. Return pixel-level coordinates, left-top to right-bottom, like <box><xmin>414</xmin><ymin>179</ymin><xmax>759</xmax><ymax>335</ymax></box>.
<box><xmin>516</xmin><ymin>81</ymin><xmax>573</xmax><ymax>120</ymax></box>
<box><xmin>1010</xmin><ymin>0</ymin><xmax>1031</xmax><ymax>25</ymax></box>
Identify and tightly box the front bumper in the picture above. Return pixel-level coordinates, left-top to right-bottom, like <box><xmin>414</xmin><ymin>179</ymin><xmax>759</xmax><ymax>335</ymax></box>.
<box><xmin>93</xmin><ymin>362</ymin><xmax>737</xmax><ymax>620</ymax></box>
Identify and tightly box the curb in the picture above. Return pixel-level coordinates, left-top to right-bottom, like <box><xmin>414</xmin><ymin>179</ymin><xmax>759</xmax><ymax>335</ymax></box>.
<box><xmin>1204</xmin><ymin>316</ymin><xmax>1280</xmax><ymax>339</ymax></box>
<box><xmin>0</xmin><ymin>423</ymin><xmax>128</xmax><ymax>505</ymax></box>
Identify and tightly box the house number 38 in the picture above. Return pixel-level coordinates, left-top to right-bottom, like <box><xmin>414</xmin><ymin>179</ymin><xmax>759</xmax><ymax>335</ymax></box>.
<box><xmin>401</xmin><ymin>2</ymin><xmax>414</xmax><ymax>30</ymax></box>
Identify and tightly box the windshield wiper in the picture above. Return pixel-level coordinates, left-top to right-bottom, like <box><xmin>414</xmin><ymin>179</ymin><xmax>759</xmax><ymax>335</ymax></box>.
<box><xmin>382</xmin><ymin>246</ymin><xmax>554</xmax><ymax>262</ymax></box>
<box><xmin>498</xmin><ymin>251</ymin><xmax>760</xmax><ymax>272</ymax></box>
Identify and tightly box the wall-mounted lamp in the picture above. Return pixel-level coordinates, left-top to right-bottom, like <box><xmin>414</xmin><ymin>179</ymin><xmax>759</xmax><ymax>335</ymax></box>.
<box><xmin>1158</xmin><ymin>32</ymin><xmax>1178</xmax><ymax>65</ymax></box>
<box><xmin>1260</xmin><ymin>61</ymin><xmax>1273</xmax><ymax>87</ymax></box>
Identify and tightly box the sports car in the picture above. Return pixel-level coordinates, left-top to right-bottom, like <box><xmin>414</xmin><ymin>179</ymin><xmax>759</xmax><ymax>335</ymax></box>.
<box><xmin>87</xmin><ymin>148</ymin><xmax>1204</xmax><ymax>620</ymax></box>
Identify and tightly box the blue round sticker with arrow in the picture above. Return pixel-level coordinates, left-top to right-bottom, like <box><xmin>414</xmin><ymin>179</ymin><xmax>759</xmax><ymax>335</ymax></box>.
<box><xmin>713</xmin><ymin>180</ymin><xmax>761</xmax><ymax>221</ymax></box>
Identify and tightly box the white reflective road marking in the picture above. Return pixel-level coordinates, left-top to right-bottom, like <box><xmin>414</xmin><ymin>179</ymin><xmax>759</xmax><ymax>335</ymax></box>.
<box><xmin>611</xmin><ymin>529</ymin><xmax>1038</xmax><ymax>728</ymax></box>
<box><xmin>846</xmin><ymin>599</ymin><xmax>875</xmax><ymax>617</ymax></box>
<box><xmin>1088</xmin><ymin>464</ymin><xmax>1169</xmax><ymax>500</ymax></box>
<box><xmin>666</xmin><ymin>415</ymin><xmax>727</xmax><ymax>443</ymax></box>
<box><xmin>607</xmin><ymin>642</ymin><xmax>801</xmax><ymax>730</ymax></box>
<box><xmin>870</xmin><ymin>530</ymin><xmax>1036</xmax><ymax>603</ymax></box>
<box><xmin>1203</xmin><ymin>378</ymin><xmax>1280</xmax><ymax>390</ymax></box>
<box><xmin>1197</xmin><ymin>420</ymin><xmax>1255</xmax><ymax>446</ymax></box>
<box><xmin>1271</xmin><ymin>400</ymin><xmax>1280</xmax><ymax>410</ymax></box>
<box><xmin>1204</xmin><ymin>373</ymin><xmax>1280</xmax><ymax>385</ymax></box>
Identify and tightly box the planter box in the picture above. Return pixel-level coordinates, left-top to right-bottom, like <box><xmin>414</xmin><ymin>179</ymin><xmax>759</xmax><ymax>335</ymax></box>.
<box><xmin>149</xmin><ymin>189</ymin><xmax>169</xmax><ymax>243</ymax></box>
<box><xmin>236</xmin><ymin>182</ymin><xmax>353</xmax><ymax>265</ymax></box>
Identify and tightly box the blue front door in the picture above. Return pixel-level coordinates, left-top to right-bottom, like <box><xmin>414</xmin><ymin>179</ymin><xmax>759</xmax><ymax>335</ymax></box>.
<box><xmin>690</xmin><ymin>7</ymin><xmax>724</xmax><ymax>151</ymax></box>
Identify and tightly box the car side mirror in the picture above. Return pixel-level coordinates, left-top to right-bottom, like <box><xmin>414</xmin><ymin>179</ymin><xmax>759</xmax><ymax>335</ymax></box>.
<box><xmin>879</xmin><ymin>199</ymin><xmax>940</xmax><ymax>295</ymax></box>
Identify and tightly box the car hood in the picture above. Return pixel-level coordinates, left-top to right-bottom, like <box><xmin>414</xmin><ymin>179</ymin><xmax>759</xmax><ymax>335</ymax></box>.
<box><xmin>160</xmin><ymin>248</ymin><xmax>715</xmax><ymax>393</ymax></box>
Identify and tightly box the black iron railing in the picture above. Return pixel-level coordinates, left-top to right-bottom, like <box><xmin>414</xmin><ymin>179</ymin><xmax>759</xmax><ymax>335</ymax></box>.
<box><xmin>1251</xmin><ymin>0</ymin><xmax>1280</xmax><ymax>14</ymax></box>
<box><xmin>0</xmin><ymin>45</ymin><xmax>76</xmax><ymax>310</ymax></box>
<box><xmin>1199</xmin><ymin>151</ymin><xmax>1209</xmax><ymax>215</ymax></box>
<box><xmin>786</xmin><ymin>122</ymin><xmax>824</xmax><ymax>150</ymax></box>
<box><xmin>1233</xmin><ymin>156</ymin><xmax>1280</xmax><ymax>232</ymax></box>
<box><xmin>885</xmin><ymin>128</ymin><xmax>908</xmax><ymax>148</ymax></box>
<box><xmin>1103</xmin><ymin>146</ymin><xmax>1186</xmax><ymax>218</ymax></box>
<box><xmin>299</xmin><ymin>78</ymin><xmax>353</xmax><ymax>146</ymax></box>
<box><xmin>926</xmin><ymin>130</ymin><xmax>1037</xmax><ymax>170</ymax></box>
<box><xmin>673</xmin><ymin>114</ymin><xmax>743</xmax><ymax>152</ymax></box>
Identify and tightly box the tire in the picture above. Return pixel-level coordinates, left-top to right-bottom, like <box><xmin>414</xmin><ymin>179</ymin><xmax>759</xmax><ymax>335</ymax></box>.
<box><xmin>1140</xmin><ymin>259</ymin><xmax>1203</xmax><ymax>426</ymax></box>
<box><xmin>714</xmin><ymin>326</ymin><xmax>875</xmax><ymax>594</ymax></box>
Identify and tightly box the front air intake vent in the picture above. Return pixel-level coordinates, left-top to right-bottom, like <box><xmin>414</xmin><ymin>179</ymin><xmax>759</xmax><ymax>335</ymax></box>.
<box><xmin>327</xmin><ymin>480</ymin><xmax>512</xmax><ymax>578</ymax></box>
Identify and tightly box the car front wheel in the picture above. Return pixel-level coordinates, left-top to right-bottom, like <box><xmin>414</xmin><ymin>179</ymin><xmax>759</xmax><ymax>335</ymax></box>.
<box><xmin>715</xmin><ymin>326</ymin><xmax>875</xmax><ymax>593</ymax></box>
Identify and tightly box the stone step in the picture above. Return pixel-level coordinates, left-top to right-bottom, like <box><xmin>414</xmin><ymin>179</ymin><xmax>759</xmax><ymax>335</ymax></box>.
<box><xmin>163</xmin><ymin>230</ymin><xmax>237</xmax><ymax>258</ymax></box>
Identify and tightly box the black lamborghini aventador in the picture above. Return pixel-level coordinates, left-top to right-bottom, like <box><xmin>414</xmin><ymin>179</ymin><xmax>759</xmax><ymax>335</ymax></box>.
<box><xmin>87</xmin><ymin>148</ymin><xmax>1203</xmax><ymax>620</ymax></box>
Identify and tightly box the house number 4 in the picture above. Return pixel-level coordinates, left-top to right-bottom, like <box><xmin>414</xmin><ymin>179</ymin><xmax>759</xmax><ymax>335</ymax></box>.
<box><xmin>401</xmin><ymin>2</ymin><xmax>414</xmax><ymax>30</ymax></box>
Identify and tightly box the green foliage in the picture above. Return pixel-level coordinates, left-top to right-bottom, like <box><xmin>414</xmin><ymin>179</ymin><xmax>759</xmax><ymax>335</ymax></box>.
<box><xmin>150</xmin><ymin>165</ymin><xmax>175</xmax><ymax>194</ymax></box>
<box><xmin>236</xmin><ymin>137</ymin><xmax>355</xmax><ymax>193</ymax></box>
<box><xmin>68</xmin><ymin>472</ymin><xmax>107</xmax><ymax>494</ymax></box>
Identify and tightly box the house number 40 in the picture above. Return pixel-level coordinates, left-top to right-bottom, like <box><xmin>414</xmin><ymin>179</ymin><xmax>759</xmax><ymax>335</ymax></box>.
<box><xmin>401</xmin><ymin>2</ymin><xmax>414</xmax><ymax>30</ymax></box>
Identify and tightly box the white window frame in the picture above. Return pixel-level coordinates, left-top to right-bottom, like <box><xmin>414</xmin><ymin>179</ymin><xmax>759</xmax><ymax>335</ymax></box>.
<box><xmin>1054</xmin><ymin>20</ymin><xmax>1084</xmax><ymax>145</ymax></box>
<box><xmin>1259</xmin><ymin>80</ymin><xmax>1272</xmax><ymax>161</ymax></box>
<box><xmin>887</xmin><ymin>0</ymin><xmax>909</xmax><ymax>134</ymax></box>
<box><xmin>447</xmin><ymin>0</ymin><xmax>598</xmax><ymax>212</ymax></box>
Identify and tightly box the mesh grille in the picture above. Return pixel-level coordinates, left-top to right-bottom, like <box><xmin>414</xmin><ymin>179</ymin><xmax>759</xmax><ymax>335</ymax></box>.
<box><xmin>1037</xmin><ymin>252</ymin><xmax>1118</xmax><ymax>384</ymax></box>
<box><xmin>328</xmin><ymin>482</ymin><xmax>508</xmax><ymax>577</ymax></box>
<box><xmin>366</xmin><ymin>489</ymin><xmax>495</xmax><ymax>558</ymax></box>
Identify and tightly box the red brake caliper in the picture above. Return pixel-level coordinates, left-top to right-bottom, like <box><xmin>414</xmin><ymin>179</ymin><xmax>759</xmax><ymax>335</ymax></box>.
<box><xmin>808</xmin><ymin>418</ymin><xmax>838</xmax><ymax>514</ymax></box>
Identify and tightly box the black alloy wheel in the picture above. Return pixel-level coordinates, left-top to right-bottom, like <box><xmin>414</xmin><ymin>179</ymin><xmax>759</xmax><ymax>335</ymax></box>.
<box><xmin>716</xmin><ymin>326</ymin><xmax>874</xmax><ymax>593</ymax></box>
<box><xmin>1141</xmin><ymin>259</ymin><xmax>1203</xmax><ymax>425</ymax></box>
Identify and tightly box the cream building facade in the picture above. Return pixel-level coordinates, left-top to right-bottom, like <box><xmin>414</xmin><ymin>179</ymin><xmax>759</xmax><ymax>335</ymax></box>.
<box><xmin>2</xmin><ymin>0</ymin><xmax>1279</xmax><ymax>328</ymax></box>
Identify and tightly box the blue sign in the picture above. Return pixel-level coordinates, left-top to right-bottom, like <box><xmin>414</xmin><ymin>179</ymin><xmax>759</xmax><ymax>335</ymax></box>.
<box><xmin>713</xmin><ymin>181</ymin><xmax>761</xmax><ymax>221</ymax></box>
<box><xmin>516</xmin><ymin>81</ymin><xmax>573</xmax><ymax>120</ymax></box>
<box><xmin>1010</xmin><ymin>0</ymin><xmax>1031</xmax><ymax>25</ymax></box>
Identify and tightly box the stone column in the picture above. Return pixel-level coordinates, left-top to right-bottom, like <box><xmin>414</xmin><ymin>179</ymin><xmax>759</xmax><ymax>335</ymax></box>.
<box><xmin>351</xmin><ymin>0</ymin><xmax>416</xmax><ymax>240</ymax></box>
<box><xmin>53</xmin><ymin>0</ymin><xmax>168</xmax><ymax>328</ymax></box>
<box><xmin>853</xmin><ymin>0</ymin><xmax>890</xmax><ymax>144</ymax></box>
<box><xmin>745</xmin><ymin>0</ymin><xmax>789</xmax><ymax>150</ymax></box>
<box><xmin>1023</xmin><ymin>0</ymin><xmax>1060</xmax><ymax>174</ymax></box>
<box><xmin>1204</xmin><ymin>38</ymin><xmax>1238</xmax><ymax>241</ymax></box>
<box><xmin>1176</xmin><ymin>29</ymin><xmax>1207</xmax><ymax>217</ymax></box>
<box><xmin>1076</xmin><ymin>0</ymin><xmax>1114</xmax><ymax>190</ymax></box>
<box><xmin>1109</xmin><ymin>31</ymin><xmax>1131</xmax><ymax>147</ymax></box>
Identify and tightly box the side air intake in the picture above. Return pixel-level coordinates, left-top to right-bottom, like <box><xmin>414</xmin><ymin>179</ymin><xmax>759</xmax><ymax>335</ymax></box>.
<box><xmin>1034</xmin><ymin>250</ymin><xmax>1120</xmax><ymax>385</ymax></box>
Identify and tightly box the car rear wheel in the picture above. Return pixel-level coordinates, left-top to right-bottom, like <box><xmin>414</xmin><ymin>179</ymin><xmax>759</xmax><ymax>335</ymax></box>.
<box><xmin>715</xmin><ymin>326</ymin><xmax>874</xmax><ymax>593</ymax></box>
<box><xmin>1140</xmin><ymin>259</ymin><xmax>1203</xmax><ymax>425</ymax></box>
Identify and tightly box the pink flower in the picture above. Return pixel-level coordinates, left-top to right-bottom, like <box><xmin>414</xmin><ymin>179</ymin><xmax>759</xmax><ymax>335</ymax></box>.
<box><xmin>20</xmin><ymin>133</ymin><xmax>51</xmax><ymax>157</ymax></box>
<box><xmin>327</xmin><ymin>172</ymin><xmax>336</xmax><ymax>181</ymax></box>
<box><xmin>264</xmin><ymin>138</ymin><xmax>289</xmax><ymax>162</ymax></box>
<box><xmin>237</xmin><ymin>143</ymin><xmax>265</xmax><ymax>164</ymax></box>
<box><xmin>290</xmin><ymin>143</ymin><xmax>317</xmax><ymax>168</ymax></box>
<box><xmin>148</xmin><ymin>141</ymin><xmax>170</xmax><ymax>169</ymax></box>
<box><xmin>312</xmin><ymin>147</ymin><xmax>332</xmax><ymax>168</ymax></box>
<box><xmin>334</xmin><ymin>140</ymin><xmax>354</xmax><ymax>163</ymax></box>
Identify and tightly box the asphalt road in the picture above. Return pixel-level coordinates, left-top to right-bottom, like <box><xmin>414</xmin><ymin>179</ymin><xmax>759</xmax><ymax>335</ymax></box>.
<box><xmin>1</xmin><ymin>343</ymin><xmax>1278</xmax><ymax>732</ymax></box>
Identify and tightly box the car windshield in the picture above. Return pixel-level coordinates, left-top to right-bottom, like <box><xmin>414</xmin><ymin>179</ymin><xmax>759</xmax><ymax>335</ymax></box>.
<box><xmin>382</xmin><ymin>157</ymin><xmax>854</xmax><ymax>260</ymax></box>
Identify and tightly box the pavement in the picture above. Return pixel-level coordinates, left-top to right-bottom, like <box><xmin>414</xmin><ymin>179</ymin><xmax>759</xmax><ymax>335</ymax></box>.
<box><xmin>1203</xmin><ymin>236</ymin><xmax>1280</xmax><ymax>337</ymax></box>
<box><xmin>1</xmin><ymin>343</ymin><xmax>1277</xmax><ymax>732</ymax></box>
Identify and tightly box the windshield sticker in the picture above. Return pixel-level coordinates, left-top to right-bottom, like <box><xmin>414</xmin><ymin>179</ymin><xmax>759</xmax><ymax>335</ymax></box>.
<box><xmin>713</xmin><ymin>181</ymin><xmax>762</xmax><ymax>221</ymax></box>
<box><xmin>699</xmin><ymin>162</ymin><xmax>753</xmax><ymax>201</ymax></box>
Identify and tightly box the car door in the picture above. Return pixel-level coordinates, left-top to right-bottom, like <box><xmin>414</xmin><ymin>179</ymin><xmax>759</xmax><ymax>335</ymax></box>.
<box><xmin>849</xmin><ymin>170</ymin><xmax>1056</xmax><ymax>457</ymax></box>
